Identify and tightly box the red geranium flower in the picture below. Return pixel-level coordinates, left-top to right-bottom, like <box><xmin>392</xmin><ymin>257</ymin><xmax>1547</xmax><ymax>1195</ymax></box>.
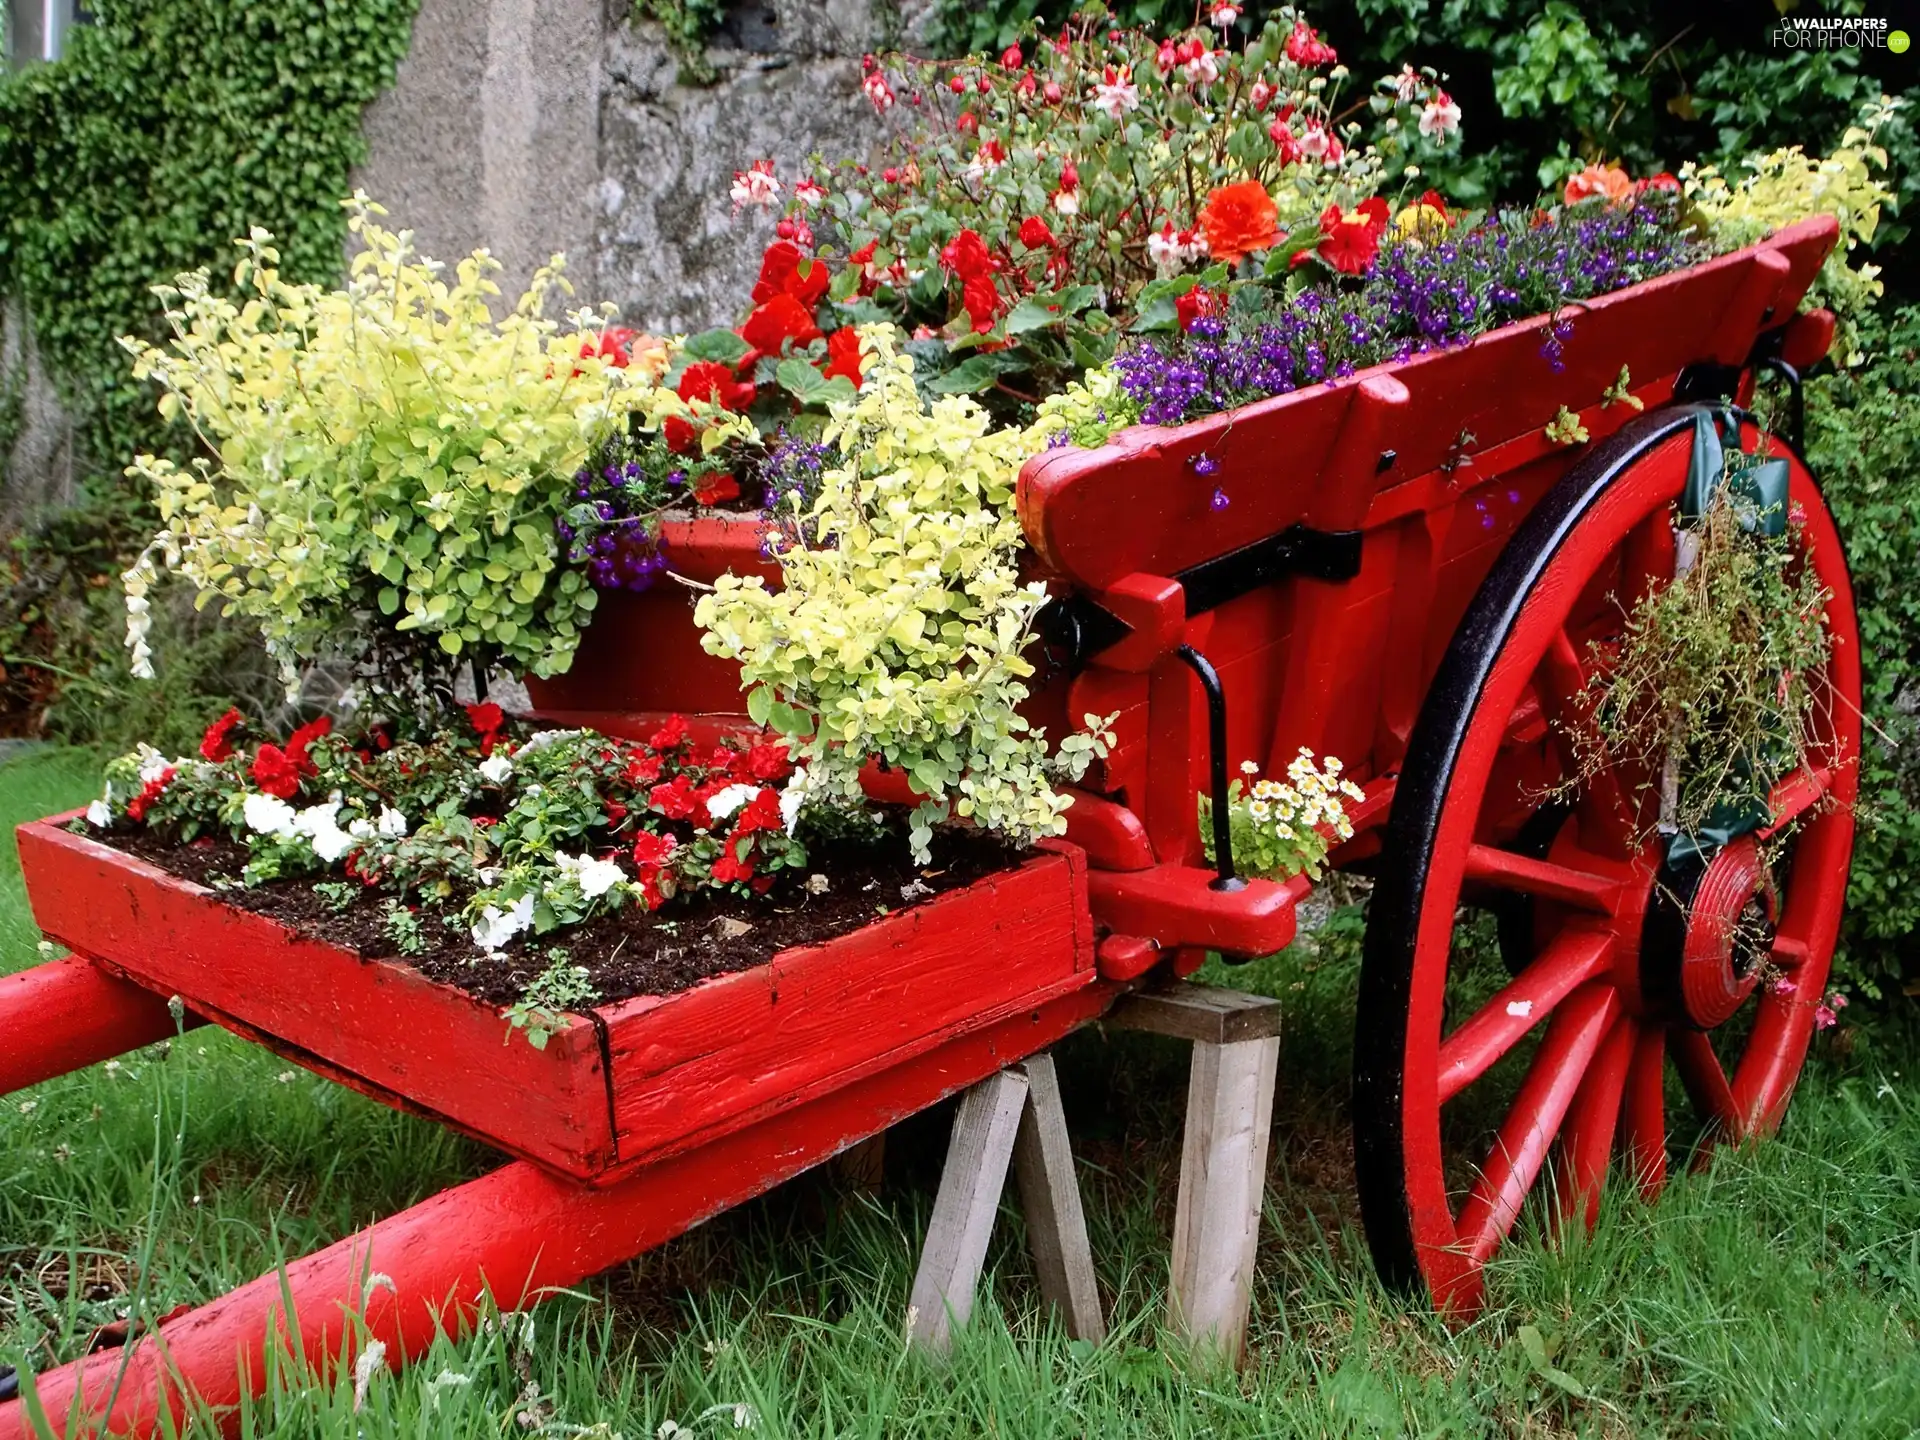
<box><xmin>677</xmin><ymin>361</ymin><xmax>755</xmax><ymax>411</ymax></box>
<box><xmin>252</xmin><ymin>744</ymin><xmax>302</xmax><ymax>800</ymax></box>
<box><xmin>465</xmin><ymin>701</ymin><xmax>505</xmax><ymax>755</ymax></box>
<box><xmin>649</xmin><ymin>774</ymin><xmax>700</xmax><ymax>821</ymax></box>
<box><xmin>125</xmin><ymin>770</ymin><xmax>174</xmax><ymax>823</ymax></box>
<box><xmin>1635</xmin><ymin>171</ymin><xmax>1680</xmax><ymax>195</ymax></box>
<box><xmin>751</xmin><ymin>241</ymin><xmax>831</xmax><ymax>308</ymax></box>
<box><xmin>626</xmin><ymin>751</ymin><xmax>664</xmax><ymax>786</ymax></box>
<box><xmin>733</xmin><ymin>787</ymin><xmax>785</xmax><ymax>837</ymax></box>
<box><xmin>1196</xmin><ymin>179</ymin><xmax>1280</xmax><ymax>265</ymax></box>
<box><xmin>822</xmin><ymin>328</ymin><xmax>865</xmax><ymax>388</ymax></box>
<box><xmin>962</xmin><ymin>275</ymin><xmax>1002</xmax><ymax>334</ymax></box>
<box><xmin>741</xmin><ymin>294</ymin><xmax>823</xmax><ymax>356</ymax></box>
<box><xmin>199</xmin><ymin>707</ymin><xmax>245</xmax><ymax>763</ymax></box>
<box><xmin>711</xmin><ymin>845</ymin><xmax>756</xmax><ymax>885</ymax></box>
<box><xmin>632</xmin><ymin>830</ymin><xmax>677</xmax><ymax>867</ymax></box>
<box><xmin>1315</xmin><ymin>198</ymin><xmax>1390</xmax><ymax>275</ymax></box>
<box><xmin>650</xmin><ymin>714</ymin><xmax>690</xmax><ymax>750</ymax></box>
<box><xmin>692</xmin><ymin>473</ymin><xmax>741</xmax><ymax>506</ymax></box>
<box><xmin>940</xmin><ymin>228</ymin><xmax>995</xmax><ymax>280</ymax></box>
<box><xmin>663</xmin><ymin>416</ymin><xmax>697</xmax><ymax>454</ymax></box>
<box><xmin>742</xmin><ymin>739</ymin><xmax>792</xmax><ymax>782</ymax></box>
<box><xmin>1018</xmin><ymin>216</ymin><xmax>1057</xmax><ymax>250</ymax></box>
<box><xmin>286</xmin><ymin>715</ymin><xmax>332</xmax><ymax>771</ymax></box>
<box><xmin>1175</xmin><ymin>286</ymin><xmax>1223</xmax><ymax>332</ymax></box>
<box><xmin>1563</xmin><ymin>162</ymin><xmax>1632</xmax><ymax>207</ymax></box>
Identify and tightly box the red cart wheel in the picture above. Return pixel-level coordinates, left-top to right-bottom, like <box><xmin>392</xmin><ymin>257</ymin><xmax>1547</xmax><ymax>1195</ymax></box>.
<box><xmin>1354</xmin><ymin>403</ymin><xmax>1861</xmax><ymax>1317</ymax></box>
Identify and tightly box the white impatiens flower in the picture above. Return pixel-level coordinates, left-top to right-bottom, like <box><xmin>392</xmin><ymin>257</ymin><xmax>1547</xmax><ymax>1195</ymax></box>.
<box><xmin>294</xmin><ymin>799</ymin><xmax>354</xmax><ymax>863</ymax></box>
<box><xmin>376</xmin><ymin>805</ymin><xmax>408</xmax><ymax>838</ymax></box>
<box><xmin>705</xmin><ymin>783</ymin><xmax>762</xmax><ymax>824</ymax></box>
<box><xmin>554</xmin><ymin>850</ymin><xmax>626</xmax><ymax>900</ymax></box>
<box><xmin>470</xmin><ymin>892</ymin><xmax>536</xmax><ymax>952</ymax></box>
<box><xmin>779</xmin><ymin>765</ymin><xmax>811</xmax><ymax>835</ymax></box>
<box><xmin>136</xmin><ymin>745</ymin><xmax>174</xmax><ymax>784</ymax></box>
<box><xmin>477</xmin><ymin>752</ymin><xmax>513</xmax><ymax>784</ymax></box>
<box><xmin>242</xmin><ymin>793</ymin><xmax>299</xmax><ymax>838</ymax></box>
<box><xmin>86</xmin><ymin>798</ymin><xmax>113</xmax><ymax>827</ymax></box>
<box><xmin>511</xmin><ymin>729</ymin><xmax>582</xmax><ymax>757</ymax></box>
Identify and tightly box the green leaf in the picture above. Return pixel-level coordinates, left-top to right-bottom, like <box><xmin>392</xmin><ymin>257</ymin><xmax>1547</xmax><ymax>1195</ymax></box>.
<box><xmin>746</xmin><ymin>685</ymin><xmax>774</xmax><ymax>725</ymax></box>
<box><xmin>925</xmin><ymin>353</ymin><xmax>1025</xmax><ymax>394</ymax></box>
<box><xmin>682</xmin><ymin>328</ymin><xmax>751</xmax><ymax>365</ymax></box>
<box><xmin>1004</xmin><ymin>284</ymin><xmax>1101</xmax><ymax>336</ymax></box>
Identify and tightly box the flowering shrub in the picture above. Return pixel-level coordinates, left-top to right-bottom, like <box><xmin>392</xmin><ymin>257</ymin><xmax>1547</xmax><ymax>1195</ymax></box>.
<box><xmin>1682</xmin><ymin>95</ymin><xmax>1904</xmax><ymax>365</ymax></box>
<box><xmin>119</xmin><ymin>196</ymin><xmax>659</xmax><ymax>693</ymax></box>
<box><xmin>765</xmin><ymin>5</ymin><xmax>1459</xmax><ymax>397</ymax></box>
<box><xmin>695</xmin><ymin>327</ymin><xmax>1112</xmax><ymax>862</ymax></box>
<box><xmin>1200</xmin><ymin>751</ymin><xmax>1364</xmax><ymax>882</ymax></box>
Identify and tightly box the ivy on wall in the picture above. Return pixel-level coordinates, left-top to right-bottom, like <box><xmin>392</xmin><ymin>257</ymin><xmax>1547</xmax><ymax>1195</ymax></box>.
<box><xmin>0</xmin><ymin>0</ymin><xmax>418</xmax><ymax>748</ymax></box>
<box><xmin>0</xmin><ymin>0</ymin><xmax>419</xmax><ymax>490</ymax></box>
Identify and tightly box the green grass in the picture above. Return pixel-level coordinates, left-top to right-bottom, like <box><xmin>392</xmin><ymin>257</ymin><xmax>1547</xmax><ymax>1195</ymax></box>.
<box><xmin>2</xmin><ymin>750</ymin><xmax>1917</xmax><ymax>1438</ymax></box>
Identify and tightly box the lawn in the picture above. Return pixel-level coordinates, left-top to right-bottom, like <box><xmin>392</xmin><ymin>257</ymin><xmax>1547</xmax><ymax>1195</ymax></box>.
<box><xmin>2</xmin><ymin>747</ymin><xmax>1917</xmax><ymax>1438</ymax></box>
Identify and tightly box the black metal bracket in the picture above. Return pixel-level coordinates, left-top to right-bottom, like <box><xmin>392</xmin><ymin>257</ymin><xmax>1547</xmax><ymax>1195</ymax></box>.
<box><xmin>1036</xmin><ymin>523</ymin><xmax>1364</xmax><ymax>672</ymax></box>
<box><xmin>1753</xmin><ymin>356</ymin><xmax>1805</xmax><ymax>458</ymax></box>
<box><xmin>1176</xmin><ymin>644</ymin><xmax>1247</xmax><ymax>894</ymax></box>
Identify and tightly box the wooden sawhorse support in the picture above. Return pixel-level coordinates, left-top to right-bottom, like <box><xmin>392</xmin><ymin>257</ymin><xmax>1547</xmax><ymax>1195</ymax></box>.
<box><xmin>905</xmin><ymin>1052</ymin><xmax>1106</xmax><ymax>1354</ymax></box>
<box><xmin>904</xmin><ymin>984</ymin><xmax>1281</xmax><ymax>1364</ymax></box>
<box><xmin>1109</xmin><ymin>982</ymin><xmax>1282</xmax><ymax>1365</ymax></box>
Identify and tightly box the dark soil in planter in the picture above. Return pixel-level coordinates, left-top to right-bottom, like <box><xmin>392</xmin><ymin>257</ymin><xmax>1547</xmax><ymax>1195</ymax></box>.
<box><xmin>98</xmin><ymin>825</ymin><xmax>1028</xmax><ymax>1008</ymax></box>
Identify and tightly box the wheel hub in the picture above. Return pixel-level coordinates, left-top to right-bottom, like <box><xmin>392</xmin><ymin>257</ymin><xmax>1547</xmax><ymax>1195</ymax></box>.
<box><xmin>1642</xmin><ymin>835</ymin><xmax>1775</xmax><ymax>1030</ymax></box>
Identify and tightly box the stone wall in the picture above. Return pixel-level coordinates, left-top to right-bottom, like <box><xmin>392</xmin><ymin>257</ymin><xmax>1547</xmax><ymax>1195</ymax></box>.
<box><xmin>3</xmin><ymin>0</ymin><xmax>917</xmax><ymax>518</ymax></box>
<box><xmin>356</xmin><ymin>0</ymin><xmax>934</xmax><ymax>333</ymax></box>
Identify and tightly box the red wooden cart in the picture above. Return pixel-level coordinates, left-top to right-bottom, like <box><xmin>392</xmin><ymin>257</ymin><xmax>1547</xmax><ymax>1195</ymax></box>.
<box><xmin>0</xmin><ymin>214</ymin><xmax>1857</xmax><ymax>1435</ymax></box>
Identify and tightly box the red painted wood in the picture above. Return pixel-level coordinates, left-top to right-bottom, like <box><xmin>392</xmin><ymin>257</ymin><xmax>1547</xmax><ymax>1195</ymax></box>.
<box><xmin>1553</xmin><ymin>1012</ymin><xmax>1635</xmax><ymax>1233</ymax></box>
<box><xmin>524</xmin><ymin>515</ymin><xmax>776</xmax><ymax>721</ymax></box>
<box><xmin>1461</xmin><ymin>844</ymin><xmax>1616</xmax><ymax>913</ymax></box>
<box><xmin>19</xmin><ymin>815</ymin><xmax>615</xmax><ymax>1177</ymax></box>
<box><xmin>16</xmin><ymin>818</ymin><xmax>1096</xmax><ymax>1183</ymax></box>
<box><xmin>602</xmin><ymin>845</ymin><xmax>1094</xmax><ymax>1170</ymax></box>
<box><xmin>0</xmin><ymin>956</ymin><xmax>205</xmax><ymax>1096</ymax></box>
<box><xmin>1086</xmin><ymin>865</ymin><xmax>1306</xmax><ymax>955</ymax></box>
<box><xmin>1434</xmin><ymin>929</ymin><xmax>1614</xmax><ymax>1104</ymax></box>
<box><xmin>0</xmin><ymin>983</ymin><xmax>1118</xmax><ymax>1440</ymax></box>
<box><xmin>1016</xmin><ymin>219</ymin><xmax>1837</xmax><ymax>594</ymax></box>
<box><xmin>1453</xmin><ymin>982</ymin><xmax>1618</xmax><ymax>1269</ymax></box>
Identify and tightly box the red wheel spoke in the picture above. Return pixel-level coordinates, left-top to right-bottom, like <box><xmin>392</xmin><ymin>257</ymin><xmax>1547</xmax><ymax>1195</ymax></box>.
<box><xmin>1535</xmin><ymin>631</ymin><xmax>1635</xmax><ymax>853</ymax></box>
<box><xmin>1620</xmin><ymin>1026</ymin><xmax>1667</xmax><ymax>1199</ymax></box>
<box><xmin>1437</xmin><ymin>930</ymin><xmax>1615</xmax><ymax>1104</ymax></box>
<box><xmin>1505</xmin><ymin>689</ymin><xmax>1547</xmax><ymax>746</ymax></box>
<box><xmin>1620</xmin><ymin>506</ymin><xmax>1677</xmax><ymax>610</ymax></box>
<box><xmin>1670</xmin><ymin>1028</ymin><xmax>1738</xmax><ymax>1136</ymax></box>
<box><xmin>1554</xmin><ymin>1015</ymin><xmax>1636</xmax><ymax>1234</ymax></box>
<box><xmin>1463</xmin><ymin>844</ymin><xmax>1615</xmax><ymax>913</ymax></box>
<box><xmin>1455</xmin><ymin>983</ymin><xmax>1619</xmax><ymax>1264</ymax></box>
<box><xmin>1759</xmin><ymin>765</ymin><xmax>1833</xmax><ymax>840</ymax></box>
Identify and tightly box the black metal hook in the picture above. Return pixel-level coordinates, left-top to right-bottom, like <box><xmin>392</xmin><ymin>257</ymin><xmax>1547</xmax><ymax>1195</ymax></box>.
<box><xmin>1175</xmin><ymin>644</ymin><xmax>1247</xmax><ymax>893</ymax></box>
<box><xmin>1754</xmin><ymin>356</ymin><xmax>1805</xmax><ymax>457</ymax></box>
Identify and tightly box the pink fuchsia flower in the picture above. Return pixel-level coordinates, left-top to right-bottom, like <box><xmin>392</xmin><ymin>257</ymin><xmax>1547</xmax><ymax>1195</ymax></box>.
<box><xmin>1210</xmin><ymin>4</ymin><xmax>1242</xmax><ymax>27</ymax></box>
<box><xmin>1299</xmin><ymin>117</ymin><xmax>1332</xmax><ymax>161</ymax></box>
<box><xmin>1248</xmin><ymin>80</ymin><xmax>1274</xmax><ymax>110</ymax></box>
<box><xmin>1000</xmin><ymin>43</ymin><xmax>1022</xmax><ymax>69</ymax></box>
<box><xmin>861</xmin><ymin>69</ymin><xmax>894</xmax><ymax>111</ymax></box>
<box><xmin>1285</xmin><ymin>20</ymin><xmax>1336</xmax><ymax>66</ymax></box>
<box><xmin>1176</xmin><ymin>40</ymin><xmax>1219</xmax><ymax>85</ymax></box>
<box><xmin>1089</xmin><ymin>65</ymin><xmax>1140</xmax><ymax>121</ymax></box>
<box><xmin>1392</xmin><ymin>64</ymin><xmax>1421</xmax><ymax>103</ymax></box>
<box><xmin>1270</xmin><ymin>118</ymin><xmax>1301</xmax><ymax>165</ymax></box>
<box><xmin>791</xmin><ymin>176</ymin><xmax>826</xmax><ymax>207</ymax></box>
<box><xmin>1148</xmin><ymin>222</ymin><xmax>1207</xmax><ymax>274</ymax></box>
<box><xmin>1155</xmin><ymin>39</ymin><xmax>1178</xmax><ymax>74</ymax></box>
<box><xmin>1419</xmin><ymin>90</ymin><xmax>1461</xmax><ymax>140</ymax></box>
<box><xmin>1042</xmin><ymin>78</ymin><xmax>1063</xmax><ymax>104</ymax></box>
<box><xmin>730</xmin><ymin>159</ymin><xmax>780</xmax><ymax>211</ymax></box>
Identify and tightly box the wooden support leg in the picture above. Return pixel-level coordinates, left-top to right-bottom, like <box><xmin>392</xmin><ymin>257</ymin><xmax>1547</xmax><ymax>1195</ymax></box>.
<box><xmin>1110</xmin><ymin>983</ymin><xmax>1283</xmax><ymax>1366</ymax></box>
<box><xmin>1011</xmin><ymin>1055</ymin><xmax>1106</xmax><ymax>1342</ymax></box>
<box><xmin>906</xmin><ymin>1067</ymin><xmax>1029</xmax><ymax>1354</ymax></box>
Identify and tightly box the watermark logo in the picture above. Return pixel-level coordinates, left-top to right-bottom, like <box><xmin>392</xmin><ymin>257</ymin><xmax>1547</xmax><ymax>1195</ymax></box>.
<box><xmin>1772</xmin><ymin>14</ymin><xmax>1906</xmax><ymax>49</ymax></box>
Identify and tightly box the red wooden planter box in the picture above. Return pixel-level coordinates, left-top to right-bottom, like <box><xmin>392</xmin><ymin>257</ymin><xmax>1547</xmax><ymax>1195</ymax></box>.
<box><xmin>17</xmin><ymin>816</ymin><xmax>1097</xmax><ymax>1183</ymax></box>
